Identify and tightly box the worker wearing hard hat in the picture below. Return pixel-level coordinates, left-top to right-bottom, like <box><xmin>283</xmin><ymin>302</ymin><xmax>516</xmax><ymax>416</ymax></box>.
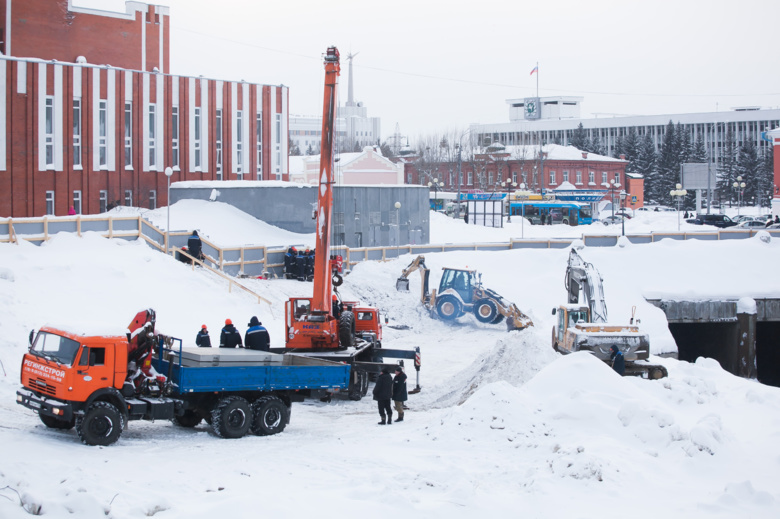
<box><xmin>219</xmin><ymin>319</ymin><xmax>243</xmax><ymax>348</ymax></box>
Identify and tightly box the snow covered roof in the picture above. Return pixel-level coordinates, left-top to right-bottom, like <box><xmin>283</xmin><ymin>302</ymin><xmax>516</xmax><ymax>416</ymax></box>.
<box><xmin>499</xmin><ymin>144</ymin><xmax>626</xmax><ymax>163</ymax></box>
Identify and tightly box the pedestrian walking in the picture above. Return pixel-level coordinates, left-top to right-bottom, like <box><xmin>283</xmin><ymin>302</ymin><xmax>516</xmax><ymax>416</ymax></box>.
<box><xmin>610</xmin><ymin>345</ymin><xmax>625</xmax><ymax>376</ymax></box>
<box><xmin>392</xmin><ymin>365</ymin><xmax>407</xmax><ymax>422</ymax></box>
<box><xmin>195</xmin><ymin>324</ymin><xmax>211</xmax><ymax>348</ymax></box>
<box><xmin>219</xmin><ymin>319</ymin><xmax>243</xmax><ymax>348</ymax></box>
<box><xmin>245</xmin><ymin>316</ymin><xmax>270</xmax><ymax>351</ymax></box>
<box><xmin>372</xmin><ymin>367</ymin><xmax>393</xmax><ymax>425</ymax></box>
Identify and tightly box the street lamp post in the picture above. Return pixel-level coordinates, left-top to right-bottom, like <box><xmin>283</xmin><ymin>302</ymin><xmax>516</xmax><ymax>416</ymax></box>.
<box><xmin>670</xmin><ymin>183</ymin><xmax>688</xmax><ymax>232</ymax></box>
<box><xmin>609</xmin><ymin>179</ymin><xmax>617</xmax><ymax>218</ymax></box>
<box><xmin>732</xmin><ymin>176</ymin><xmax>746</xmax><ymax>216</ymax></box>
<box><xmin>501</xmin><ymin>179</ymin><xmax>517</xmax><ymax>222</ymax></box>
<box><xmin>428</xmin><ymin>178</ymin><xmax>443</xmax><ymax>211</ymax></box>
<box><xmin>164</xmin><ymin>166</ymin><xmax>173</xmax><ymax>253</ymax></box>
<box><xmin>619</xmin><ymin>190</ymin><xmax>627</xmax><ymax>236</ymax></box>
<box><xmin>517</xmin><ymin>183</ymin><xmax>531</xmax><ymax>238</ymax></box>
<box><xmin>394</xmin><ymin>201</ymin><xmax>401</xmax><ymax>257</ymax></box>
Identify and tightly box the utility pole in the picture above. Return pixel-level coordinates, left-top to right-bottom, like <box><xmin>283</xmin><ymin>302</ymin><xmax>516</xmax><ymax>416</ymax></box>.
<box><xmin>456</xmin><ymin>144</ymin><xmax>462</xmax><ymax>218</ymax></box>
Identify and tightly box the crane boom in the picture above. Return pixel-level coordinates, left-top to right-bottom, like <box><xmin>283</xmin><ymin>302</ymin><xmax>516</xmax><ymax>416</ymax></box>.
<box><xmin>311</xmin><ymin>47</ymin><xmax>341</xmax><ymax>314</ymax></box>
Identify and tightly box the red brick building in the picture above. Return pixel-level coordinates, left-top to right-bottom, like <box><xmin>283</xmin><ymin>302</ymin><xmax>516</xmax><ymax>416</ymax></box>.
<box><xmin>401</xmin><ymin>144</ymin><xmax>631</xmax><ymax>200</ymax></box>
<box><xmin>0</xmin><ymin>0</ymin><xmax>289</xmax><ymax>217</ymax></box>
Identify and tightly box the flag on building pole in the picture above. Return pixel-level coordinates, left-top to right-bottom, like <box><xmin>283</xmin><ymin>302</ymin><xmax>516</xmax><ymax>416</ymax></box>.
<box><xmin>530</xmin><ymin>65</ymin><xmax>538</xmax><ymax>76</ymax></box>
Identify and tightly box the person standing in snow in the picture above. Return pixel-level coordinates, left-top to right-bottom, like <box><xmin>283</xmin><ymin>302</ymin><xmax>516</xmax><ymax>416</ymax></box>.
<box><xmin>373</xmin><ymin>367</ymin><xmax>393</xmax><ymax>425</ymax></box>
<box><xmin>392</xmin><ymin>365</ymin><xmax>407</xmax><ymax>422</ymax></box>
<box><xmin>245</xmin><ymin>316</ymin><xmax>270</xmax><ymax>351</ymax></box>
<box><xmin>219</xmin><ymin>319</ymin><xmax>243</xmax><ymax>348</ymax></box>
<box><xmin>187</xmin><ymin>230</ymin><xmax>204</xmax><ymax>263</ymax></box>
<box><xmin>610</xmin><ymin>345</ymin><xmax>625</xmax><ymax>376</ymax></box>
<box><xmin>195</xmin><ymin>324</ymin><xmax>211</xmax><ymax>348</ymax></box>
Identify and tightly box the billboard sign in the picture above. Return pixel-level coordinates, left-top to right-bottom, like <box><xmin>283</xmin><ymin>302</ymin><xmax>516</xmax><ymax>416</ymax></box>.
<box><xmin>681</xmin><ymin>163</ymin><xmax>715</xmax><ymax>190</ymax></box>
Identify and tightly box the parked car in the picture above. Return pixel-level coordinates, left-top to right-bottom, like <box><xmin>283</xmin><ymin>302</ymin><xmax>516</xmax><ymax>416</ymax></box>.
<box><xmin>733</xmin><ymin>215</ymin><xmax>756</xmax><ymax>224</ymax></box>
<box><xmin>601</xmin><ymin>215</ymin><xmax>626</xmax><ymax>226</ymax></box>
<box><xmin>686</xmin><ymin>214</ymin><xmax>737</xmax><ymax>228</ymax></box>
<box><xmin>736</xmin><ymin>220</ymin><xmax>767</xmax><ymax>228</ymax></box>
<box><xmin>615</xmin><ymin>209</ymin><xmax>633</xmax><ymax>219</ymax></box>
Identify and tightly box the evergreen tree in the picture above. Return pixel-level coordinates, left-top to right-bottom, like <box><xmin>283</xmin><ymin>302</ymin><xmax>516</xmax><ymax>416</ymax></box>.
<box><xmin>635</xmin><ymin>133</ymin><xmax>657</xmax><ymax>201</ymax></box>
<box><xmin>306</xmin><ymin>144</ymin><xmax>315</xmax><ymax>156</ymax></box>
<box><xmin>676</xmin><ymin>123</ymin><xmax>691</xmax><ymax>165</ymax></box>
<box><xmin>613</xmin><ymin>135</ymin><xmax>626</xmax><ymax>159</ymax></box>
<box><xmin>717</xmin><ymin>129</ymin><xmax>738</xmax><ymax>205</ymax></box>
<box><xmin>623</xmin><ymin>128</ymin><xmax>641</xmax><ymax>173</ymax></box>
<box><xmin>690</xmin><ymin>133</ymin><xmax>707</xmax><ymax>163</ymax></box>
<box><xmin>380</xmin><ymin>142</ymin><xmax>394</xmax><ymax>158</ymax></box>
<box><xmin>736</xmin><ymin>140</ymin><xmax>761</xmax><ymax>207</ymax></box>
<box><xmin>655</xmin><ymin>121</ymin><xmax>679</xmax><ymax>205</ymax></box>
<box><xmin>570</xmin><ymin>123</ymin><xmax>588</xmax><ymax>151</ymax></box>
<box><xmin>760</xmin><ymin>147</ymin><xmax>775</xmax><ymax>208</ymax></box>
<box><xmin>590</xmin><ymin>133</ymin><xmax>605</xmax><ymax>156</ymax></box>
<box><xmin>289</xmin><ymin>143</ymin><xmax>302</xmax><ymax>156</ymax></box>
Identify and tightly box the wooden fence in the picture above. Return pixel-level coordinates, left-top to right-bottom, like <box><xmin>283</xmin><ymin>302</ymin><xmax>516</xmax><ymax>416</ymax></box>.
<box><xmin>3</xmin><ymin>215</ymin><xmax>780</xmax><ymax>278</ymax></box>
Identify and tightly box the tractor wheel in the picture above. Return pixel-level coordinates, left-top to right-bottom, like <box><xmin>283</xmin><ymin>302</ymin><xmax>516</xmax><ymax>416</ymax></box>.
<box><xmin>251</xmin><ymin>396</ymin><xmax>289</xmax><ymax>436</ymax></box>
<box><xmin>76</xmin><ymin>401</ymin><xmax>124</xmax><ymax>446</ymax></box>
<box><xmin>552</xmin><ymin>327</ymin><xmax>559</xmax><ymax>352</ymax></box>
<box><xmin>39</xmin><ymin>412</ymin><xmax>75</xmax><ymax>430</ymax></box>
<box><xmin>491</xmin><ymin>313</ymin><xmax>505</xmax><ymax>324</ymax></box>
<box><xmin>211</xmin><ymin>396</ymin><xmax>252</xmax><ymax>439</ymax></box>
<box><xmin>338</xmin><ymin>310</ymin><xmax>356</xmax><ymax>347</ymax></box>
<box><xmin>173</xmin><ymin>409</ymin><xmax>202</xmax><ymax>428</ymax></box>
<box><xmin>473</xmin><ymin>298</ymin><xmax>499</xmax><ymax>323</ymax></box>
<box><xmin>436</xmin><ymin>295</ymin><xmax>462</xmax><ymax>321</ymax></box>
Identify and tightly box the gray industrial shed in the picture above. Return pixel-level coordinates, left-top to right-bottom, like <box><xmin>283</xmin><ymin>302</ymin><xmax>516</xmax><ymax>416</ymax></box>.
<box><xmin>169</xmin><ymin>181</ymin><xmax>430</xmax><ymax>248</ymax></box>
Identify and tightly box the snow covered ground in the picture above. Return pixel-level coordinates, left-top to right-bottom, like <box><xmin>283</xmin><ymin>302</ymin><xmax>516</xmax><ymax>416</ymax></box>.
<box><xmin>1</xmin><ymin>203</ymin><xmax>779</xmax><ymax>518</ymax></box>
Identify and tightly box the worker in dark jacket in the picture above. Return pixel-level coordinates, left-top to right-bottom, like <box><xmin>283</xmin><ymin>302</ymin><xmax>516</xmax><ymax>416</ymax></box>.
<box><xmin>610</xmin><ymin>345</ymin><xmax>625</xmax><ymax>376</ymax></box>
<box><xmin>245</xmin><ymin>316</ymin><xmax>270</xmax><ymax>351</ymax></box>
<box><xmin>392</xmin><ymin>366</ymin><xmax>408</xmax><ymax>422</ymax></box>
<box><xmin>219</xmin><ymin>319</ymin><xmax>243</xmax><ymax>348</ymax></box>
<box><xmin>372</xmin><ymin>367</ymin><xmax>394</xmax><ymax>425</ymax></box>
<box><xmin>187</xmin><ymin>230</ymin><xmax>204</xmax><ymax>262</ymax></box>
<box><xmin>195</xmin><ymin>325</ymin><xmax>211</xmax><ymax>348</ymax></box>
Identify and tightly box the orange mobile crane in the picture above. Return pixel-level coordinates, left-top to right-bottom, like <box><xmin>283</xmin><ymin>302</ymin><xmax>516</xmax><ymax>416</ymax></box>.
<box><xmin>279</xmin><ymin>47</ymin><xmax>420</xmax><ymax>399</ymax></box>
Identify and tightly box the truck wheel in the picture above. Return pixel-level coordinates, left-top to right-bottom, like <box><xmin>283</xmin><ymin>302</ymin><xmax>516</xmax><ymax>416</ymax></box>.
<box><xmin>473</xmin><ymin>298</ymin><xmax>499</xmax><ymax>323</ymax></box>
<box><xmin>348</xmin><ymin>370</ymin><xmax>366</xmax><ymax>400</ymax></box>
<box><xmin>39</xmin><ymin>412</ymin><xmax>75</xmax><ymax>430</ymax></box>
<box><xmin>491</xmin><ymin>313</ymin><xmax>505</xmax><ymax>324</ymax></box>
<box><xmin>76</xmin><ymin>402</ymin><xmax>124</xmax><ymax>446</ymax></box>
<box><xmin>339</xmin><ymin>310</ymin><xmax>356</xmax><ymax>347</ymax></box>
<box><xmin>173</xmin><ymin>410</ymin><xmax>202</xmax><ymax>428</ymax></box>
<box><xmin>211</xmin><ymin>396</ymin><xmax>252</xmax><ymax>439</ymax></box>
<box><xmin>436</xmin><ymin>295</ymin><xmax>461</xmax><ymax>321</ymax></box>
<box><xmin>251</xmin><ymin>396</ymin><xmax>289</xmax><ymax>436</ymax></box>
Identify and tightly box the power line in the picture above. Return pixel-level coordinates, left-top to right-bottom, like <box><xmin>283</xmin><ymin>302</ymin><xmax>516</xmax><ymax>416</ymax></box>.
<box><xmin>171</xmin><ymin>27</ymin><xmax>780</xmax><ymax>100</ymax></box>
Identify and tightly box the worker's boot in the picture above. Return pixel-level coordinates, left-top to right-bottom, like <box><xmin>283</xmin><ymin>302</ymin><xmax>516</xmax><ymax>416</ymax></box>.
<box><xmin>387</xmin><ymin>413</ymin><xmax>393</xmax><ymax>424</ymax></box>
<box><xmin>378</xmin><ymin>415</ymin><xmax>386</xmax><ymax>425</ymax></box>
<box><xmin>396</xmin><ymin>412</ymin><xmax>404</xmax><ymax>422</ymax></box>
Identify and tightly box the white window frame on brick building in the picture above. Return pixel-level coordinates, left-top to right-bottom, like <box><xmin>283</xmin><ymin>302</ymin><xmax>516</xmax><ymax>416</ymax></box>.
<box><xmin>576</xmin><ymin>170</ymin><xmax>582</xmax><ymax>185</ymax></box>
<box><xmin>256</xmin><ymin>112</ymin><xmax>262</xmax><ymax>180</ymax></box>
<box><xmin>194</xmin><ymin>106</ymin><xmax>202</xmax><ymax>171</ymax></box>
<box><xmin>171</xmin><ymin>106</ymin><xmax>180</xmax><ymax>170</ymax></box>
<box><xmin>215</xmin><ymin>108</ymin><xmax>223</xmax><ymax>180</ymax></box>
<box><xmin>72</xmin><ymin>190</ymin><xmax>82</xmax><ymax>215</ymax></box>
<box><xmin>99</xmin><ymin>190</ymin><xmax>108</xmax><ymax>213</ymax></box>
<box><xmin>46</xmin><ymin>191</ymin><xmax>55</xmax><ymax>215</ymax></box>
<box><xmin>588</xmin><ymin>171</ymin><xmax>595</xmax><ymax>185</ymax></box>
<box><xmin>124</xmin><ymin>189</ymin><xmax>133</xmax><ymax>207</ymax></box>
<box><xmin>563</xmin><ymin>170</ymin><xmax>569</xmax><ymax>183</ymax></box>
<box><xmin>149</xmin><ymin>190</ymin><xmax>156</xmax><ymax>210</ymax></box>
<box><xmin>550</xmin><ymin>170</ymin><xmax>556</xmax><ymax>185</ymax></box>
<box><xmin>73</xmin><ymin>99</ymin><xmax>82</xmax><ymax>168</ymax></box>
<box><xmin>98</xmin><ymin>100</ymin><xmax>108</xmax><ymax>168</ymax></box>
<box><xmin>44</xmin><ymin>96</ymin><xmax>55</xmax><ymax>168</ymax></box>
<box><xmin>124</xmin><ymin>102</ymin><xmax>132</xmax><ymax>168</ymax></box>
<box><xmin>148</xmin><ymin>104</ymin><xmax>157</xmax><ymax>169</ymax></box>
<box><xmin>236</xmin><ymin>110</ymin><xmax>244</xmax><ymax>180</ymax></box>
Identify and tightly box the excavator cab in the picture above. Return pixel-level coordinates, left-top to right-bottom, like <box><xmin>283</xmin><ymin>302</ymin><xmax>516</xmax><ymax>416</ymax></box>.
<box><xmin>439</xmin><ymin>268</ymin><xmax>476</xmax><ymax>304</ymax></box>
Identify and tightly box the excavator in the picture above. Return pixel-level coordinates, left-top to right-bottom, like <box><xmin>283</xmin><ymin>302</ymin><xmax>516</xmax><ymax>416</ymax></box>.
<box><xmin>279</xmin><ymin>47</ymin><xmax>420</xmax><ymax>399</ymax></box>
<box><xmin>552</xmin><ymin>249</ymin><xmax>667</xmax><ymax>379</ymax></box>
<box><xmin>396</xmin><ymin>255</ymin><xmax>533</xmax><ymax>331</ymax></box>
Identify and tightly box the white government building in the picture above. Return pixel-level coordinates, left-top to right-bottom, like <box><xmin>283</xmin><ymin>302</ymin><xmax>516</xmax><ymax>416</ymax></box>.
<box><xmin>472</xmin><ymin>96</ymin><xmax>780</xmax><ymax>168</ymax></box>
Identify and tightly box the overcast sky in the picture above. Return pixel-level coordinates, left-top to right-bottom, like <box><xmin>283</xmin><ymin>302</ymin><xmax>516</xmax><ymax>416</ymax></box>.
<box><xmin>74</xmin><ymin>0</ymin><xmax>780</xmax><ymax>142</ymax></box>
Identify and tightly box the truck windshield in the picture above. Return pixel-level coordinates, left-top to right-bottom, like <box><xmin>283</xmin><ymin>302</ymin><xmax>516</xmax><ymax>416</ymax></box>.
<box><xmin>31</xmin><ymin>332</ymin><xmax>80</xmax><ymax>365</ymax></box>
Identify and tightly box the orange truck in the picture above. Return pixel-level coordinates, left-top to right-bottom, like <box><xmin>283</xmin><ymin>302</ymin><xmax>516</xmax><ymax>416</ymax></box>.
<box><xmin>16</xmin><ymin>309</ymin><xmax>351</xmax><ymax>446</ymax></box>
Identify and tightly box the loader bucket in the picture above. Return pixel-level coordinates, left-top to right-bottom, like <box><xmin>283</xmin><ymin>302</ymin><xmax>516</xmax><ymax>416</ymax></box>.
<box><xmin>396</xmin><ymin>277</ymin><xmax>410</xmax><ymax>291</ymax></box>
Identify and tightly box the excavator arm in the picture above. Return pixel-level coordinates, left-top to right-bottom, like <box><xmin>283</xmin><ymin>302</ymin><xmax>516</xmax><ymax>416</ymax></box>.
<box><xmin>565</xmin><ymin>249</ymin><xmax>608</xmax><ymax>323</ymax></box>
<box><xmin>396</xmin><ymin>255</ymin><xmax>433</xmax><ymax>306</ymax></box>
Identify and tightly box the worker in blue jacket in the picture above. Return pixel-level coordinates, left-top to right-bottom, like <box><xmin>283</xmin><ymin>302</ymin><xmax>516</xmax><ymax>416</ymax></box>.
<box><xmin>245</xmin><ymin>316</ymin><xmax>270</xmax><ymax>351</ymax></box>
<box><xmin>219</xmin><ymin>319</ymin><xmax>243</xmax><ymax>348</ymax></box>
<box><xmin>610</xmin><ymin>345</ymin><xmax>625</xmax><ymax>376</ymax></box>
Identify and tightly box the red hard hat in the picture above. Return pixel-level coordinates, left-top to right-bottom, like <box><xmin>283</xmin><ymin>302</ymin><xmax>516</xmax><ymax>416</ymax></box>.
<box><xmin>201</xmin><ymin>324</ymin><xmax>207</xmax><ymax>330</ymax></box>
<box><xmin>332</xmin><ymin>295</ymin><xmax>337</xmax><ymax>300</ymax></box>
<box><xmin>225</xmin><ymin>319</ymin><xmax>232</xmax><ymax>325</ymax></box>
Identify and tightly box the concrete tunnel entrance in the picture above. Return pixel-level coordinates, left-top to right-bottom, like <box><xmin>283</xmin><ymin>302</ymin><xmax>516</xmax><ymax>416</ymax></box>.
<box><xmin>648</xmin><ymin>299</ymin><xmax>780</xmax><ymax>388</ymax></box>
